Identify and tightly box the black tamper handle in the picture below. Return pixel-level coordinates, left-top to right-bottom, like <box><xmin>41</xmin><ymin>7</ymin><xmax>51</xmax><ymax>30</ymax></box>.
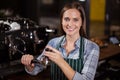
<box><xmin>45</xmin><ymin>48</ymin><xmax>53</xmax><ymax>52</ymax></box>
<box><xmin>31</xmin><ymin>59</ymin><xmax>40</xmax><ymax>64</ymax></box>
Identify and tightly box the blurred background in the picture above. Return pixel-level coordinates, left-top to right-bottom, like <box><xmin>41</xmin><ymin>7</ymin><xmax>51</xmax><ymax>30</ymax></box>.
<box><xmin>0</xmin><ymin>0</ymin><xmax>120</xmax><ymax>80</ymax></box>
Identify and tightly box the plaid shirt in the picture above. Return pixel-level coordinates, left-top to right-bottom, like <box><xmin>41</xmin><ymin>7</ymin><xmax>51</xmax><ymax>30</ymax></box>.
<box><xmin>26</xmin><ymin>36</ymin><xmax>100</xmax><ymax>80</ymax></box>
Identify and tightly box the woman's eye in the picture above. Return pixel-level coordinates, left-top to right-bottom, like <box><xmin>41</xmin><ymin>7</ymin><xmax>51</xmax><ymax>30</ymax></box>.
<box><xmin>64</xmin><ymin>17</ymin><xmax>70</xmax><ymax>21</ymax></box>
<box><xmin>73</xmin><ymin>18</ymin><xmax>79</xmax><ymax>22</ymax></box>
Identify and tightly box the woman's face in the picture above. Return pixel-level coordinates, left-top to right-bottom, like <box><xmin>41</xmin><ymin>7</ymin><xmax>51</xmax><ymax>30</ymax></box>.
<box><xmin>62</xmin><ymin>9</ymin><xmax>82</xmax><ymax>37</ymax></box>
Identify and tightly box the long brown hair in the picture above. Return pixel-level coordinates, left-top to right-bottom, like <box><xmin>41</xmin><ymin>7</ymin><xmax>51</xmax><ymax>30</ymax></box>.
<box><xmin>59</xmin><ymin>2</ymin><xmax>87</xmax><ymax>38</ymax></box>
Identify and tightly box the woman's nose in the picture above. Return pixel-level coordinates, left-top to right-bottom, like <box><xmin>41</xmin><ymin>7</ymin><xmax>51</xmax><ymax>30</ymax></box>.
<box><xmin>68</xmin><ymin>20</ymin><xmax>74</xmax><ymax>26</ymax></box>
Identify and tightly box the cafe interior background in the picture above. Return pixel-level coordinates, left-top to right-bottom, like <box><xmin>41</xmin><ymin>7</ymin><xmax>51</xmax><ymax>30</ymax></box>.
<box><xmin>0</xmin><ymin>0</ymin><xmax>120</xmax><ymax>80</ymax></box>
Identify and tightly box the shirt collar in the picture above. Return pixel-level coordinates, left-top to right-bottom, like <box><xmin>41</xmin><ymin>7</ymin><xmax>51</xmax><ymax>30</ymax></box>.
<box><xmin>60</xmin><ymin>36</ymin><xmax>81</xmax><ymax>48</ymax></box>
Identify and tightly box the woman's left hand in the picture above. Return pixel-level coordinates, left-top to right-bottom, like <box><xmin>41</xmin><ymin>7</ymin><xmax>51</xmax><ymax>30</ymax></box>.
<box><xmin>44</xmin><ymin>45</ymin><xmax>64</xmax><ymax>65</ymax></box>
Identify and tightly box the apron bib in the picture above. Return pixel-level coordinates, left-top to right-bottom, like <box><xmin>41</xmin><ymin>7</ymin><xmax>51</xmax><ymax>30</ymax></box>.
<box><xmin>50</xmin><ymin>37</ymin><xmax>84</xmax><ymax>80</ymax></box>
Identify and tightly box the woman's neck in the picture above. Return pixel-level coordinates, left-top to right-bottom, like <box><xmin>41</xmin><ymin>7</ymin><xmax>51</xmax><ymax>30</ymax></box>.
<box><xmin>66</xmin><ymin>35</ymin><xmax>80</xmax><ymax>43</ymax></box>
<box><xmin>64</xmin><ymin>35</ymin><xmax>80</xmax><ymax>55</ymax></box>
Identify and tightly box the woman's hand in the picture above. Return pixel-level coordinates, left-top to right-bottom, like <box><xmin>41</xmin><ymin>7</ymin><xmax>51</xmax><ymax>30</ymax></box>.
<box><xmin>21</xmin><ymin>54</ymin><xmax>34</xmax><ymax>72</ymax></box>
<box><xmin>44</xmin><ymin>46</ymin><xmax>75</xmax><ymax>80</ymax></box>
<box><xmin>44</xmin><ymin>45</ymin><xmax>64</xmax><ymax>66</ymax></box>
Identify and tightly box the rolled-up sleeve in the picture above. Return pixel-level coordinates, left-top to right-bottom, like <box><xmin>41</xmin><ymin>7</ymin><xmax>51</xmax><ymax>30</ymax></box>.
<box><xmin>25</xmin><ymin>63</ymin><xmax>44</xmax><ymax>75</ymax></box>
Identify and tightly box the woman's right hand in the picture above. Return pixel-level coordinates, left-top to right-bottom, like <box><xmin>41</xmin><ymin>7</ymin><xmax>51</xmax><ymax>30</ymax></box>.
<box><xmin>21</xmin><ymin>54</ymin><xmax>34</xmax><ymax>71</ymax></box>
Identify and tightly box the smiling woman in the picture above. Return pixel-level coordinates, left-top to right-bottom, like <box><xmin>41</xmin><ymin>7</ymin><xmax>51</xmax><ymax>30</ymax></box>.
<box><xmin>21</xmin><ymin>1</ymin><xmax>100</xmax><ymax>80</ymax></box>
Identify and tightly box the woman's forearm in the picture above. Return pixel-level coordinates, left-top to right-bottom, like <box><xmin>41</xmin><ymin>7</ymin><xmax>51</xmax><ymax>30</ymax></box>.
<box><xmin>57</xmin><ymin>59</ymin><xmax>76</xmax><ymax>80</ymax></box>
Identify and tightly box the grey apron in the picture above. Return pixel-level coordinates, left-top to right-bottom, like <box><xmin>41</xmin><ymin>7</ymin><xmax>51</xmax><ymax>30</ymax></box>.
<box><xmin>50</xmin><ymin>37</ymin><xmax>84</xmax><ymax>80</ymax></box>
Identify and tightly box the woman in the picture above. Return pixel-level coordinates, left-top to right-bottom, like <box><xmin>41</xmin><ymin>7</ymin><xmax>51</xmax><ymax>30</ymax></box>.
<box><xmin>21</xmin><ymin>2</ymin><xmax>100</xmax><ymax>80</ymax></box>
